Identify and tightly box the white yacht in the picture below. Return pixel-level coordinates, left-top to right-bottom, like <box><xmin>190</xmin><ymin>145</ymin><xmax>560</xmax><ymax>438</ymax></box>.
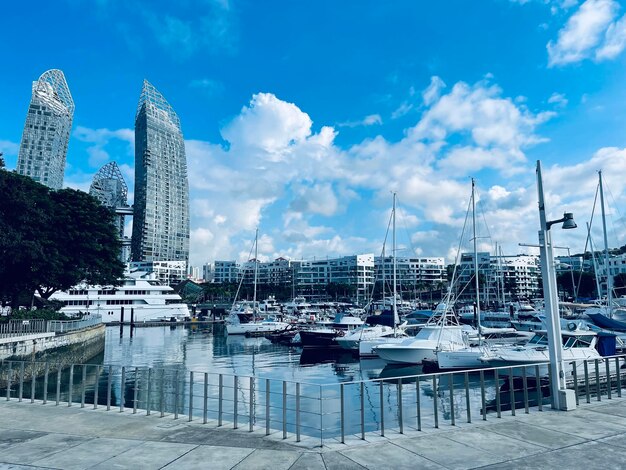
<box><xmin>50</xmin><ymin>271</ymin><xmax>190</xmax><ymax>323</ymax></box>
<box><xmin>479</xmin><ymin>327</ymin><xmax>601</xmax><ymax>377</ymax></box>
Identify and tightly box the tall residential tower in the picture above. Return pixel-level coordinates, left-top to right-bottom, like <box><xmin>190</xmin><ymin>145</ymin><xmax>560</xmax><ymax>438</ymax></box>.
<box><xmin>16</xmin><ymin>69</ymin><xmax>74</xmax><ymax>189</ymax></box>
<box><xmin>131</xmin><ymin>80</ymin><xmax>190</xmax><ymax>264</ymax></box>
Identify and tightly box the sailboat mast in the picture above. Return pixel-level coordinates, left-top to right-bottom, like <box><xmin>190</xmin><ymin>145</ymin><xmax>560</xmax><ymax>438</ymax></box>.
<box><xmin>599</xmin><ymin>171</ymin><xmax>613</xmax><ymax>317</ymax></box>
<box><xmin>393</xmin><ymin>193</ymin><xmax>398</xmax><ymax>327</ymax></box>
<box><xmin>471</xmin><ymin>179</ymin><xmax>481</xmax><ymax>337</ymax></box>
<box><xmin>253</xmin><ymin>227</ymin><xmax>259</xmax><ymax>312</ymax></box>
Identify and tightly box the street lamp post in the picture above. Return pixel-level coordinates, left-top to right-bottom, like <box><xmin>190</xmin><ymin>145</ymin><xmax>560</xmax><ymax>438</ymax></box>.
<box><xmin>536</xmin><ymin>160</ymin><xmax>578</xmax><ymax>411</ymax></box>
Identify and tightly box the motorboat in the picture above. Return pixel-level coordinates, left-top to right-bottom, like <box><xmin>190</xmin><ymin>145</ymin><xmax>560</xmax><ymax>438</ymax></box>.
<box><xmin>435</xmin><ymin>328</ymin><xmax>532</xmax><ymax>371</ymax></box>
<box><xmin>479</xmin><ymin>326</ymin><xmax>602</xmax><ymax>376</ymax></box>
<box><xmin>336</xmin><ymin>324</ymin><xmax>408</xmax><ymax>352</ymax></box>
<box><xmin>299</xmin><ymin>313</ymin><xmax>364</xmax><ymax>348</ymax></box>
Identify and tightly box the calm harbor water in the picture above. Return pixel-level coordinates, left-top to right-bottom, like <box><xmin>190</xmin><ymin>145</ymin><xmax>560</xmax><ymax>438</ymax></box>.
<box><xmin>103</xmin><ymin>323</ymin><xmax>390</xmax><ymax>384</ymax></box>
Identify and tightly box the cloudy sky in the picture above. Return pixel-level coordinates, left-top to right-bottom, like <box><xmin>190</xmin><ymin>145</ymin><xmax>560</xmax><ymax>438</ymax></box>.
<box><xmin>2</xmin><ymin>0</ymin><xmax>626</xmax><ymax>266</ymax></box>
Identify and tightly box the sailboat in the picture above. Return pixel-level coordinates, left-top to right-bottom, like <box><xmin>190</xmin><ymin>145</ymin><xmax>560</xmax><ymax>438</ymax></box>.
<box><xmin>436</xmin><ymin>179</ymin><xmax>529</xmax><ymax>370</ymax></box>
<box><xmin>225</xmin><ymin>229</ymin><xmax>289</xmax><ymax>335</ymax></box>
<box><xmin>336</xmin><ymin>193</ymin><xmax>410</xmax><ymax>355</ymax></box>
<box><xmin>584</xmin><ymin>171</ymin><xmax>626</xmax><ymax>324</ymax></box>
<box><xmin>374</xmin><ymin>183</ymin><xmax>482</xmax><ymax>365</ymax></box>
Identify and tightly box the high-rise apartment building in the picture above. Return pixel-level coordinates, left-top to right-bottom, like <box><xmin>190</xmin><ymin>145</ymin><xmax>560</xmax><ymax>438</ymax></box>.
<box><xmin>16</xmin><ymin>69</ymin><xmax>74</xmax><ymax>189</ymax></box>
<box><xmin>131</xmin><ymin>80</ymin><xmax>189</xmax><ymax>264</ymax></box>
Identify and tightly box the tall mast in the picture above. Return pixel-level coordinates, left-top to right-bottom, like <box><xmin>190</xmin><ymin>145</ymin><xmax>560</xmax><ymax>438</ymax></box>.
<box><xmin>253</xmin><ymin>227</ymin><xmax>259</xmax><ymax>312</ymax></box>
<box><xmin>393</xmin><ymin>193</ymin><xmax>398</xmax><ymax>327</ymax></box>
<box><xmin>599</xmin><ymin>171</ymin><xmax>613</xmax><ymax>317</ymax></box>
<box><xmin>471</xmin><ymin>179</ymin><xmax>481</xmax><ymax>338</ymax></box>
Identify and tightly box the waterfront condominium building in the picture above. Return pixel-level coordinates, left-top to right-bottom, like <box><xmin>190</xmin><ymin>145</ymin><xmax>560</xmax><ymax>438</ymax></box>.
<box><xmin>16</xmin><ymin>69</ymin><xmax>74</xmax><ymax>189</ymax></box>
<box><xmin>131</xmin><ymin>80</ymin><xmax>189</xmax><ymax>265</ymax></box>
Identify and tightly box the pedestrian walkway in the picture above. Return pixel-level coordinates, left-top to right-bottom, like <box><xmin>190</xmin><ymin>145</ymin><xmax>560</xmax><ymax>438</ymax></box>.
<box><xmin>2</xmin><ymin>397</ymin><xmax>626</xmax><ymax>469</ymax></box>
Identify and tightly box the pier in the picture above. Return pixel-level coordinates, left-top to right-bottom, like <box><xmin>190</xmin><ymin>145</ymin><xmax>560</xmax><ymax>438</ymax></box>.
<box><xmin>2</xmin><ymin>393</ymin><xmax>626</xmax><ymax>468</ymax></box>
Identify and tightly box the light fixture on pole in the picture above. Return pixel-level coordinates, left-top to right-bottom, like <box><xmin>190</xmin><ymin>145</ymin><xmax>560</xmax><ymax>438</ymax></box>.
<box><xmin>536</xmin><ymin>160</ymin><xmax>577</xmax><ymax>411</ymax></box>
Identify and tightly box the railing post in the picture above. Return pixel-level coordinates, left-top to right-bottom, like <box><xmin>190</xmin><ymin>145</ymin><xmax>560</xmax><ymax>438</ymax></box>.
<box><xmin>595</xmin><ymin>359</ymin><xmax>601</xmax><ymax>401</ymax></box>
<box><xmin>416</xmin><ymin>377</ymin><xmax>422</xmax><ymax>431</ymax></box>
<box><xmin>146</xmin><ymin>368</ymin><xmax>152</xmax><ymax>415</ymax></box>
<box><xmin>398</xmin><ymin>379</ymin><xmax>404</xmax><ymax>433</ymax></box>
<box><xmin>174</xmin><ymin>369</ymin><xmax>179</xmax><ymax>419</ymax></box>
<box><xmin>360</xmin><ymin>382</ymin><xmax>365</xmax><ymax>439</ymax></box>
<box><xmin>265</xmin><ymin>379</ymin><xmax>270</xmax><ymax>436</ymax></box>
<box><xmin>18</xmin><ymin>362</ymin><xmax>24</xmax><ymax>402</ymax></box>
<box><xmin>159</xmin><ymin>369</ymin><xmax>165</xmax><ymax>417</ymax></box>
<box><xmin>535</xmin><ymin>365</ymin><xmax>543</xmax><ymax>411</ymax></box>
<box><xmin>523</xmin><ymin>366</ymin><xmax>529</xmax><ymax>413</ymax></box>
<box><xmin>340</xmin><ymin>383</ymin><xmax>345</xmax><ymax>443</ymax></box>
<box><xmin>584</xmin><ymin>361</ymin><xmax>590</xmax><ymax>404</ymax></box>
<box><xmin>572</xmin><ymin>362</ymin><xmax>579</xmax><ymax>406</ymax></box>
<box><xmin>433</xmin><ymin>375</ymin><xmax>438</xmax><ymax>429</ymax></box>
<box><xmin>6</xmin><ymin>362</ymin><xmax>12</xmax><ymax>401</ymax></box>
<box><xmin>616</xmin><ymin>357</ymin><xmax>622</xmax><ymax>398</ymax></box>
<box><xmin>120</xmin><ymin>366</ymin><xmax>126</xmax><ymax>412</ymax></box>
<box><xmin>380</xmin><ymin>380</ymin><xmax>385</xmax><ymax>436</ymax></box>
<box><xmin>605</xmin><ymin>359</ymin><xmax>612</xmax><ymax>400</ymax></box>
<box><xmin>56</xmin><ymin>364</ymin><xmax>62</xmax><ymax>406</ymax></box>
<box><xmin>30</xmin><ymin>367</ymin><xmax>36</xmax><ymax>403</ymax></box>
<box><xmin>93</xmin><ymin>365</ymin><xmax>100</xmax><ymax>410</ymax></box>
<box><xmin>233</xmin><ymin>375</ymin><xmax>238</xmax><ymax>429</ymax></box>
<box><xmin>249</xmin><ymin>377</ymin><xmax>255</xmax><ymax>432</ymax></box>
<box><xmin>480</xmin><ymin>370</ymin><xmax>486</xmax><ymax>421</ymax></box>
<box><xmin>319</xmin><ymin>385</ymin><xmax>323</xmax><ymax>447</ymax></box>
<box><xmin>106</xmin><ymin>365</ymin><xmax>112</xmax><ymax>411</ymax></box>
<box><xmin>296</xmin><ymin>382</ymin><xmax>300</xmax><ymax>443</ymax></box>
<box><xmin>282</xmin><ymin>380</ymin><xmax>287</xmax><ymax>439</ymax></box>
<box><xmin>81</xmin><ymin>365</ymin><xmax>86</xmax><ymax>408</ymax></box>
<box><xmin>133</xmin><ymin>367</ymin><xmax>139</xmax><ymax>414</ymax></box>
<box><xmin>465</xmin><ymin>372</ymin><xmax>471</xmax><ymax>423</ymax></box>
<box><xmin>495</xmin><ymin>369</ymin><xmax>501</xmax><ymax>418</ymax></box>
<box><xmin>449</xmin><ymin>374</ymin><xmax>455</xmax><ymax>426</ymax></box>
<box><xmin>218</xmin><ymin>374</ymin><xmax>223</xmax><ymax>426</ymax></box>
<box><xmin>43</xmin><ymin>362</ymin><xmax>49</xmax><ymax>405</ymax></box>
<box><xmin>509</xmin><ymin>369</ymin><xmax>515</xmax><ymax>416</ymax></box>
<box><xmin>203</xmin><ymin>372</ymin><xmax>208</xmax><ymax>424</ymax></box>
<box><xmin>189</xmin><ymin>371</ymin><xmax>194</xmax><ymax>422</ymax></box>
<box><xmin>67</xmin><ymin>364</ymin><xmax>73</xmax><ymax>407</ymax></box>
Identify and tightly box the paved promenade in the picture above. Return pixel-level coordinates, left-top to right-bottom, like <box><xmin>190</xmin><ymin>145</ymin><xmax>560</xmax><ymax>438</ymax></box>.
<box><xmin>2</xmin><ymin>398</ymin><xmax>626</xmax><ymax>469</ymax></box>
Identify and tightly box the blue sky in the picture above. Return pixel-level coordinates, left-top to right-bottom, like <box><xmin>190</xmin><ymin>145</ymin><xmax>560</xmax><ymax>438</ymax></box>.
<box><xmin>2</xmin><ymin>0</ymin><xmax>626</xmax><ymax>266</ymax></box>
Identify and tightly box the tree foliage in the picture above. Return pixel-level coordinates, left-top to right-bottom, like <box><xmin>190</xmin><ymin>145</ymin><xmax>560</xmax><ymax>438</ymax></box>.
<box><xmin>0</xmin><ymin>170</ymin><xmax>125</xmax><ymax>307</ymax></box>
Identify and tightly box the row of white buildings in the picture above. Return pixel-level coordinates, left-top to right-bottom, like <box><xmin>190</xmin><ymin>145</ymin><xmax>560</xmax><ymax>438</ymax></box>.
<box><xmin>134</xmin><ymin>251</ymin><xmax>626</xmax><ymax>303</ymax></box>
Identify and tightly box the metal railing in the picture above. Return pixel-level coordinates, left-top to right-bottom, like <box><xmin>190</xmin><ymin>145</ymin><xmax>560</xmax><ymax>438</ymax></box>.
<box><xmin>0</xmin><ymin>315</ymin><xmax>101</xmax><ymax>339</ymax></box>
<box><xmin>1</xmin><ymin>354</ymin><xmax>625</xmax><ymax>447</ymax></box>
<box><xmin>47</xmin><ymin>315</ymin><xmax>102</xmax><ymax>333</ymax></box>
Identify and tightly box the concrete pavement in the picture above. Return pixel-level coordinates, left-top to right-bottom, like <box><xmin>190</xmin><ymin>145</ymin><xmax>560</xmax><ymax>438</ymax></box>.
<box><xmin>2</xmin><ymin>397</ymin><xmax>626</xmax><ymax>469</ymax></box>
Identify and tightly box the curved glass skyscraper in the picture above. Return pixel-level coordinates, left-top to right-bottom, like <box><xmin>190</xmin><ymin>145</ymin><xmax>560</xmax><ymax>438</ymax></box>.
<box><xmin>131</xmin><ymin>80</ymin><xmax>190</xmax><ymax>264</ymax></box>
<box><xmin>16</xmin><ymin>69</ymin><xmax>74</xmax><ymax>189</ymax></box>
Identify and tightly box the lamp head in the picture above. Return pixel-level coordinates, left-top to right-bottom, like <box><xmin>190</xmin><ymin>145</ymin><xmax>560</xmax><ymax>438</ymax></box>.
<box><xmin>561</xmin><ymin>212</ymin><xmax>577</xmax><ymax>230</ymax></box>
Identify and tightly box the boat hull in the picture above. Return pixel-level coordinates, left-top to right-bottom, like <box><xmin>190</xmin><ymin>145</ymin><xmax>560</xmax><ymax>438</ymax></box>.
<box><xmin>226</xmin><ymin>322</ymin><xmax>289</xmax><ymax>335</ymax></box>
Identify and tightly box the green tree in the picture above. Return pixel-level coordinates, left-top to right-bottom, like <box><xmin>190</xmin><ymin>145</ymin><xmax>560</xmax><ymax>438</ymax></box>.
<box><xmin>0</xmin><ymin>171</ymin><xmax>125</xmax><ymax>307</ymax></box>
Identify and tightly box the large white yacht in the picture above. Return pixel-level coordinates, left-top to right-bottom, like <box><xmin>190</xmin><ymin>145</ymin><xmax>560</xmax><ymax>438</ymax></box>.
<box><xmin>50</xmin><ymin>271</ymin><xmax>190</xmax><ymax>323</ymax></box>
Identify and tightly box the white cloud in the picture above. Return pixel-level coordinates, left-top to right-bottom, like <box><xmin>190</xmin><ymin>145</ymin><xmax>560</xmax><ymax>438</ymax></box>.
<box><xmin>338</xmin><ymin>113</ymin><xmax>383</xmax><ymax>128</ymax></box>
<box><xmin>73</xmin><ymin>126</ymin><xmax>134</xmax><ymax>169</ymax></box>
<box><xmin>548</xmin><ymin>92</ymin><xmax>569</xmax><ymax>107</ymax></box>
<box><xmin>596</xmin><ymin>14</ymin><xmax>626</xmax><ymax>59</ymax></box>
<box><xmin>422</xmin><ymin>76</ymin><xmax>446</xmax><ymax>106</ymax></box>
<box><xmin>547</xmin><ymin>0</ymin><xmax>622</xmax><ymax>66</ymax></box>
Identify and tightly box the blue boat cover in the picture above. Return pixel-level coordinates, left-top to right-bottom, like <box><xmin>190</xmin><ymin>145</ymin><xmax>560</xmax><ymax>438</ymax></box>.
<box><xmin>588</xmin><ymin>313</ymin><xmax>626</xmax><ymax>332</ymax></box>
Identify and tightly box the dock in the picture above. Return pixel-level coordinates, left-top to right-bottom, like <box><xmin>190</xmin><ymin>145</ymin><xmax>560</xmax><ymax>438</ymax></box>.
<box><xmin>2</xmin><ymin>394</ymin><xmax>626</xmax><ymax>468</ymax></box>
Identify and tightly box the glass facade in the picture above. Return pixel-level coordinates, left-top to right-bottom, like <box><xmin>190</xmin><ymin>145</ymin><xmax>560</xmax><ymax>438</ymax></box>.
<box><xmin>89</xmin><ymin>161</ymin><xmax>129</xmax><ymax>239</ymax></box>
<box><xmin>131</xmin><ymin>80</ymin><xmax>189</xmax><ymax>264</ymax></box>
<box><xmin>16</xmin><ymin>69</ymin><xmax>74</xmax><ymax>189</ymax></box>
